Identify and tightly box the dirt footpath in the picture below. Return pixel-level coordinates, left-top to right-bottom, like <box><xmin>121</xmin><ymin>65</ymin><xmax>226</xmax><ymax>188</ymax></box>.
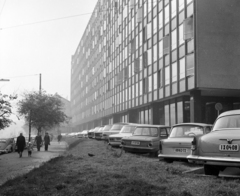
<box><xmin>0</xmin><ymin>140</ymin><xmax>68</xmax><ymax>185</ymax></box>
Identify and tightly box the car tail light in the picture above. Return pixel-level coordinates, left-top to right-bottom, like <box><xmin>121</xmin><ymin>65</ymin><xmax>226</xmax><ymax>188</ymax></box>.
<box><xmin>191</xmin><ymin>137</ymin><xmax>197</xmax><ymax>151</ymax></box>
<box><xmin>121</xmin><ymin>141</ymin><xmax>125</xmax><ymax>145</ymax></box>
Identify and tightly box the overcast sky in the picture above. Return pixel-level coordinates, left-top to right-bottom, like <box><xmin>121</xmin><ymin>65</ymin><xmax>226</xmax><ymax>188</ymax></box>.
<box><xmin>0</xmin><ymin>0</ymin><xmax>98</xmax><ymax>100</ymax></box>
<box><xmin>0</xmin><ymin>0</ymin><xmax>98</xmax><ymax>137</ymax></box>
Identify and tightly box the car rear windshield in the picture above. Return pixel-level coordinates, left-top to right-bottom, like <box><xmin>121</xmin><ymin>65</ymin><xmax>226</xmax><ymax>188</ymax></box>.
<box><xmin>213</xmin><ymin>115</ymin><xmax>240</xmax><ymax>130</ymax></box>
<box><xmin>133</xmin><ymin>127</ymin><xmax>158</xmax><ymax>137</ymax></box>
<box><xmin>120</xmin><ymin>126</ymin><xmax>136</xmax><ymax>133</ymax></box>
<box><xmin>169</xmin><ymin>126</ymin><xmax>204</xmax><ymax>138</ymax></box>
<box><xmin>111</xmin><ymin>124</ymin><xmax>124</xmax><ymax>130</ymax></box>
<box><xmin>102</xmin><ymin>125</ymin><xmax>112</xmax><ymax>131</ymax></box>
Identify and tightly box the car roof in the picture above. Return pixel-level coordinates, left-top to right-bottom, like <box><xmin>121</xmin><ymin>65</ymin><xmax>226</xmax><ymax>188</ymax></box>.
<box><xmin>172</xmin><ymin>123</ymin><xmax>212</xmax><ymax>127</ymax></box>
<box><xmin>135</xmin><ymin>124</ymin><xmax>170</xmax><ymax>128</ymax></box>
<box><xmin>218</xmin><ymin>109</ymin><xmax>240</xmax><ymax>118</ymax></box>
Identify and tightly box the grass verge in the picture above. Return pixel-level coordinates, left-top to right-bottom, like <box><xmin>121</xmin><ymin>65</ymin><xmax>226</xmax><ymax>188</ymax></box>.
<box><xmin>0</xmin><ymin>138</ymin><xmax>240</xmax><ymax>196</ymax></box>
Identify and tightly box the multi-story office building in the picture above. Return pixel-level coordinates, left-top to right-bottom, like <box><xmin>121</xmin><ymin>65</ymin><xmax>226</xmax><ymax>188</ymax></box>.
<box><xmin>71</xmin><ymin>0</ymin><xmax>240</xmax><ymax>131</ymax></box>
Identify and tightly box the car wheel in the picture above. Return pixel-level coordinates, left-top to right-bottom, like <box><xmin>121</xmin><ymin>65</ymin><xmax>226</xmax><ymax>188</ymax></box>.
<box><xmin>164</xmin><ymin>158</ymin><xmax>173</xmax><ymax>163</ymax></box>
<box><xmin>204</xmin><ymin>165</ymin><xmax>220</xmax><ymax>176</ymax></box>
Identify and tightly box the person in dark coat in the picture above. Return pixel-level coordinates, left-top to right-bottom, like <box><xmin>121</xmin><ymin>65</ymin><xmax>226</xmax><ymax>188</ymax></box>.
<box><xmin>16</xmin><ymin>133</ymin><xmax>26</xmax><ymax>158</ymax></box>
<box><xmin>35</xmin><ymin>133</ymin><xmax>42</xmax><ymax>151</ymax></box>
<box><xmin>44</xmin><ymin>132</ymin><xmax>50</xmax><ymax>151</ymax></box>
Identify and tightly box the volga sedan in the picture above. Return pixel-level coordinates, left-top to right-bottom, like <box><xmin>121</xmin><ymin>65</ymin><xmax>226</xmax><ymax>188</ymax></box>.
<box><xmin>102</xmin><ymin>123</ymin><xmax>129</xmax><ymax>141</ymax></box>
<box><xmin>158</xmin><ymin>123</ymin><xmax>212</xmax><ymax>163</ymax></box>
<box><xmin>187</xmin><ymin>109</ymin><xmax>240</xmax><ymax>176</ymax></box>
<box><xmin>108</xmin><ymin>123</ymin><xmax>140</xmax><ymax>147</ymax></box>
<box><xmin>121</xmin><ymin>124</ymin><xmax>170</xmax><ymax>157</ymax></box>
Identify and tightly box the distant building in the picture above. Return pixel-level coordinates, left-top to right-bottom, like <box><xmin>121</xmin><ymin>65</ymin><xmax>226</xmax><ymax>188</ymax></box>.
<box><xmin>71</xmin><ymin>0</ymin><xmax>240</xmax><ymax>131</ymax></box>
<box><xmin>54</xmin><ymin>94</ymin><xmax>72</xmax><ymax>134</ymax></box>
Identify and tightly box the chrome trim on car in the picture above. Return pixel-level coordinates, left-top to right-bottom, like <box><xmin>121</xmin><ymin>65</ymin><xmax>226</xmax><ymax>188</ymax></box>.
<box><xmin>187</xmin><ymin>155</ymin><xmax>240</xmax><ymax>166</ymax></box>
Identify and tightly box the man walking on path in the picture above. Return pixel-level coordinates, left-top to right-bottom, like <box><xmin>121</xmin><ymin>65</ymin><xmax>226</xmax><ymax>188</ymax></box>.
<box><xmin>35</xmin><ymin>133</ymin><xmax>42</xmax><ymax>151</ymax></box>
<box><xmin>16</xmin><ymin>133</ymin><xmax>26</xmax><ymax>158</ymax></box>
<box><xmin>57</xmin><ymin>134</ymin><xmax>62</xmax><ymax>143</ymax></box>
<box><xmin>44</xmin><ymin>132</ymin><xmax>51</xmax><ymax>151</ymax></box>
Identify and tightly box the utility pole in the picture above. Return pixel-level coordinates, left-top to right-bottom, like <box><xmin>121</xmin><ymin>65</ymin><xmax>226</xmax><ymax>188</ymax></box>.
<box><xmin>28</xmin><ymin>110</ymin><xmax>31</xmax><ymax>142</ymax></box>
<box><xmin>39</xmin><ymin>73</ymin><xmax>41</xmax><ymax>94</ymax></box>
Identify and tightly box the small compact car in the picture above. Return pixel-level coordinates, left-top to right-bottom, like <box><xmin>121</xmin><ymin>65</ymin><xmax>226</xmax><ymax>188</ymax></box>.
<box><xmin>0</xmin><ymin>138</ymin><xmax>15</xmax><ymax>154</ymax></box>
<box><xmin>187</xmin><ymin>109</ymin><xmax>240</xmax><ymax>176</ymax></box>
<box><xmin>108</xmin><ymin>123</ymin><xmax>140</xmax><ymax>147</ymax></box>
<box><xmin>94</xmin><ymin>127</ymin><xmax>104</xmax><ymax>140</ymax></box>
<box><xmin>121</xmin><ymin>124</ymin><xmax>170</xmax><ymax>157</ymax></box>
<box><xmin>102</xmin><ymin>123</ymin><xmax>129</xmax><ymax>141</ymax></box>
<box><xmin>158</xmin><ymin>123</ymin><xmax>212</xmax><ymax>163</ymax></box>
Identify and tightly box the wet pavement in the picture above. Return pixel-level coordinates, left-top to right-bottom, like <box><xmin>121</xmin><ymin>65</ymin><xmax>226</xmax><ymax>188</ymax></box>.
<box><xmin>0</xmin><ymin>140</ymin><xmax>68</xmax><ymax>185</ymax></box>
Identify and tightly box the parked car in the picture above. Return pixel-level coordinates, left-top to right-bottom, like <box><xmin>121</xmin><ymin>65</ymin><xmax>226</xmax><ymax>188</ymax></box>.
<box><xmin>108</xmin><ymin>123</ymin><xmax>140</xmax><ymax>147</ymax></box>
<box><xmin>87</xmin><ymin>129</ymin><xmax>94</xmax><ymax>138</ymax></box>
<box><xmin>187</xmin><ymin>109</ymin><xmax>240</xmax><ymax>176</ymax></box>
<box><xmin>92</xmin><ymin>127</ymin><xmax>101</xmax><ymax>139</ymax></box>
<box><xmin>77</xmin><ymin>130</ymin><xmax>88</xmax><ymax>138</ymax></box>
<box><xmin>0</xmin><ymin>138</ymin><xmax>15</xmax><ymax>154</ymax></box>
<box><xmin>158</xmin><ymin>123</ymin><xmax>212</xmax><ymax>163</ymax></box>
<box><xmin>100</xmin><ymin>125</ymin><xmax>113</xmax><ymax>140</ymax></box>
<box><xmin>102</xmin><ymin>123</ymin><xmax>129</xmax><ymax>141</ymax></box>
<box><xmin>94</xmin><ymin>127</ymin><xmax>104</xmax><ymax>140</ymax></box>
<box><xmin>121</xmin><ymin>124</ymin><xmax>170</xmax><ymax>157</ymax></box>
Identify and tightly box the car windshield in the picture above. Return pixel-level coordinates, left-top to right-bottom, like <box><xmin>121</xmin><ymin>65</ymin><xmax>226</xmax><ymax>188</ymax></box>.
<box><xmin>133</xmin><ymin>127</ymin><xmax>158</xmax><ymax>137</ymax></box>
<box><xmin>111</xmin><ymin>124</ymin><xmax>124</xmax><ymax>130</ymax></box>
<box><xmin>169</xmin><ymin>126</ymin><xmax>204</xmax><ymax>138</ymax></box>
<box><xmin>102</xmin><ymin>125</ymin><xmax>112</xmax><ymax>131</ymax></box>
<box><xmin>120</xmin><ymin>126</ymin><xmax>136</xmax><ymax>133</ymax></box>
<box><xmin>213</xmin><ymin>115</ymin><xmax>240</xmax><ymax>130</ymax></box>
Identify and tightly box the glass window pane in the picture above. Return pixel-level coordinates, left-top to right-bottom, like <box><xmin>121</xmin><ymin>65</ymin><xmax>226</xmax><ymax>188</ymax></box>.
<box><xmin>177</xmin><ymin>101</ymin><xmax>183</xmax><ymax>123</ymax></box>
<box><xmin>159</xmin><ymin>40</ymin><xmax>163</xmax><ymax>58</ymax></box>
<box><xmin>179</xmin><ymin>57</ymin><xmax>186</xmax><ymax>79</ymax></box>
<box><xmin>153</xmin><ymin>44</ymin><xmax>157</xmax><ymax>62</ymax></box>
<box><xmin>164</xmin><ymin>5</ymin><xmax>169</xmax><ymax>24</ymax></box>
<box><xmin>170</xmin><ymin>103</ymin><xmax>176</xmax><ymax>126</ymax></box>
<box><xmin>171</xmin><ymin>0</ymin><xmax>177</xmax><ymax>18</ymax></box>
<box><xmin>159</xmin><ymin>11</ymin><xmax>163</xmax><ymax>29</ymax></box>
<box><xmin>172</xmin><ymin>62</ymin><xmax>177</xmax><ymax>82</ymax></box>
<box><xmin>179</xmin><ymin>24</ymin><xmax>184</xmax><ymax>45</ymax></box>
<box><xmin>186</xmin><ymin>53</ymin><xmax>194</xmax><ymax>76</ymax></box>
<box><xmin>153</xmin><ymin>72</ymin><xmax>157</xmax><ymax>90</ymax></box>
<box><xmin>148</xmin><ymin>75</ymin><xmax>152</xmax><ymax>92</ymax></box>
<box><xmin>179</xmin><ymin>0</ymin><xmax>185</xmax><ymax>11</ymax></box>
<box><xmin>165</xmin><ymin>66</ymin><xmax>170</xmax><ymax>85</ymax></box>
<box><xmin>165</xmin><ymin>104</ymin><xmax>170</xmax><ymax>126</ymax></box>
<box><xmin>171</xmin><ymin>29</ymin><xmax>177</xmax><ymax>50</ymax></box>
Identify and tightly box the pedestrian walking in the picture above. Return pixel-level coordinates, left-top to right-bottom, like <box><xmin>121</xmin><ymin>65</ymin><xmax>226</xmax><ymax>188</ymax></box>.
<box><xmin>57</xmin><ymin>134</ymin><xmax>62</xmax><ymax>143</ymax></box>
<box><xmin>35</xmin><ymin>133</ymin><xmax>42</xmax><ymax>151</ymax></box>
<box><xmin>27</xmin><ymin>141</ymin><xmax>33</xmax><ymax>157</ymax></box>
<box><xmin>16</xmin><ymin>133</ymin><xmax>26</xmax><ymax>158</ymax></box>
<box><xmin>44</xmin><ymin>132</ymin><xmax>51</xmax><ymax>151</ymax></box>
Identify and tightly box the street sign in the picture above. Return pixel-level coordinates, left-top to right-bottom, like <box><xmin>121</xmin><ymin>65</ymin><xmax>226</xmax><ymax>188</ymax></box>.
<box><xmin>215</xmin><ymin>103</ymin><xmax>223</xmax><ymax>111</ymax></box>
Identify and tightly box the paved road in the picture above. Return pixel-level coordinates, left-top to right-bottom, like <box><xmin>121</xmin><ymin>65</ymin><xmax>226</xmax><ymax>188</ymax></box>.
<box><xmin>0</xmin><ymin>140</ymin><xmax>68</xmax><ymax>185</ymax></box>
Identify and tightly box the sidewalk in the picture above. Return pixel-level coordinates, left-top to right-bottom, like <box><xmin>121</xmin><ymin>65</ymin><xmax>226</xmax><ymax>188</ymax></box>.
<box><xmin>0</xmin><ymin>140</ymin><xmax>68</xmax><ymax>186</ymax></box>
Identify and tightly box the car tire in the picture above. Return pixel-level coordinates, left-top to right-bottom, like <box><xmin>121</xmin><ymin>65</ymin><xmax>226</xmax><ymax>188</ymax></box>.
<box><xmin>164</xmin><ymin>158</ymin><xmax>173</xmax><ymax>163</ymax></box>
<box><xmin>204</xmin><ymin>165</ymin><xmax>220</xmax><ymax>176</ymax></box>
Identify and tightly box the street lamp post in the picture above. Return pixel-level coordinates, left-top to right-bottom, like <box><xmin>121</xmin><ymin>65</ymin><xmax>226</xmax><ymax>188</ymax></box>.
<box><xmin>28</xmin><ymin>110</ymin><xmax>31</xmax><ymax>142</ymax></box>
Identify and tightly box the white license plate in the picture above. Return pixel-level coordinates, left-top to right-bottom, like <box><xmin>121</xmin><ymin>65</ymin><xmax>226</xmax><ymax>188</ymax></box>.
<box><xmin>219</xmin><ymin>144</ymin><xmax>239</xmax><ymax>151</ymax></box>
<box><xmin>131</xmin><ymin>141</ymin><xmax>140</xmax><ymax>145</ymax></box>
<box><xmin>175</xmin><ymin>148</ymin><xmax>188</xmax><ymax>153</ymax></box>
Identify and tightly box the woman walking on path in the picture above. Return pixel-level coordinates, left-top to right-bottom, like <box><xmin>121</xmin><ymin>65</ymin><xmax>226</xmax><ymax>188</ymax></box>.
<box><xmin>16</xmin><ymin>133</ymin><xmax>26</xmax><ymax>158</ymax></box>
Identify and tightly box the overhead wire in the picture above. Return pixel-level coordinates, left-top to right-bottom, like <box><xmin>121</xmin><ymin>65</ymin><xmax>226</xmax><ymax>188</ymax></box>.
<box><xmin>0</xmin><ymin>0</ymin><xmax>7</xmax><ymax>18</ymax></box>
<box><xmin>0</xmin><ymin>1</ymin><xmax>161</xmax><ymax>30</ymax></box>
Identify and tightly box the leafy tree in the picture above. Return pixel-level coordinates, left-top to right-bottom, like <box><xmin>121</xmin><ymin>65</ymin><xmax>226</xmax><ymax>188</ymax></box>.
<box><xmin>17</xmin><ymin>91</ymin><xmax>69</xmax><ymax>134</ymax></box>
<box><xmin>0</xmin><ymin>92</ymin><xmax>17</xmax><ymax>130</ymax></box>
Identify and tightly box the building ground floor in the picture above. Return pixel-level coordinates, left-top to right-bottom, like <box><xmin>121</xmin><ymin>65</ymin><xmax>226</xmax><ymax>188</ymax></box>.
<box><xmin>73</xmin><ymin>89</ymin><xmax>240</xmax><ymax>131</ymax></box>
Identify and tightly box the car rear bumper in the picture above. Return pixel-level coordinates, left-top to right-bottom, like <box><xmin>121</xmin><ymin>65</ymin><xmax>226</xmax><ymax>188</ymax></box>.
<box><xmin>109</xmin><ymin>141</ymin><xmax>121</xmax><ymax>147</ymax></box>
<box><xmin>158</xmin><ymin>154</ymin><xmax>188</xmax><ymax>160</ymax></box>
<box><xmin>187</xmin><ymin>155</ymin><xmax>240</xmax><ymax>167</ymax></box>
<box><xmin>122</xmin><ymin>145</ymin><xmax>157</xmax><ymax>153</ymax></box>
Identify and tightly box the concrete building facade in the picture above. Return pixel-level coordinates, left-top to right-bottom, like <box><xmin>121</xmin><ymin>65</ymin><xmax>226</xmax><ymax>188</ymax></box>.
<box><xmin>71</xmin><ymin>0</ymin><xmax>240</xmax><ymax>131</ymax></box>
